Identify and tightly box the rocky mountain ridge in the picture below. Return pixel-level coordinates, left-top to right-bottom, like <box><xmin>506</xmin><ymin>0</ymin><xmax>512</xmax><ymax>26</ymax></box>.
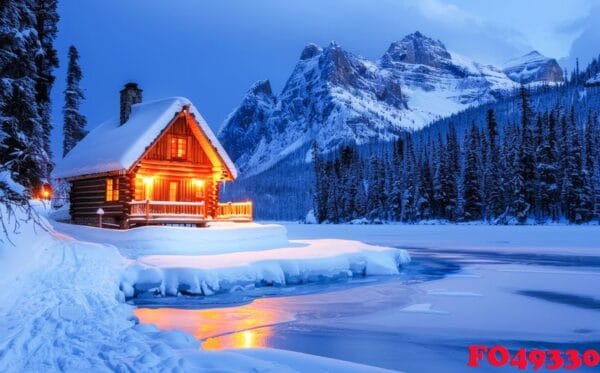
<box><xmin>219</xmin><ymin>31</ymin><xmax>563</xmax><ymax>177</ymax></box>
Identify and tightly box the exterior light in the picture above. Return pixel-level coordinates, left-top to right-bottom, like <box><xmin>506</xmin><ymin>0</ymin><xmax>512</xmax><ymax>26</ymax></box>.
<box><xmin>193</xmin><ymin>179</ymin><xmax>204</xmax><ymax>187</ymax></box>
<box><xmin>143</xmin><ymin>177</ymin><xmax>154</xmax><ymax>184</ymax></box>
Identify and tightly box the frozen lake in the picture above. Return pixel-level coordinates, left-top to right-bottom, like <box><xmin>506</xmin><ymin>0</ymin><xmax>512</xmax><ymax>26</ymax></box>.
<box><xmin>134</xmin><ymin>224</ymin><xmax>600</xmax><ymax>372</ymax></box>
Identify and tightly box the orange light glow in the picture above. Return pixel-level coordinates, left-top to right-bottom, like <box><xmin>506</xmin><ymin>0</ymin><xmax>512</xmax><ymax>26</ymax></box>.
<box><xmin>133</xmin><ymin>299</ymin><xmax>292</xmax><ymax>350</ymax></box>
<box><xmin>193</xmin><ymin>179</ymin><xmax>204</xmax><ymax>187</ymax></box>
<box><xmin>143</xmin><ymin>176</ymin><xmax>154</xmax><ymax>184</ymax></box>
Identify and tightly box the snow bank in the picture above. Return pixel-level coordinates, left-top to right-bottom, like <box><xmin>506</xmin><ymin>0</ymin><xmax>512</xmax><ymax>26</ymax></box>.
<box><xmin>53</xmin><ymin>221</ymin><xmax>289</xmax><ymax>258</ymax></box>
<box><xmin>121</xmin><ymin>240</ymin><xmax>410</xmax><ymax>297</ymax></box>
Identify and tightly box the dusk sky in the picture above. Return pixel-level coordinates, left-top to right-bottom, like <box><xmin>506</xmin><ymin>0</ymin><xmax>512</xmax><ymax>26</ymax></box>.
<box><xmin>49</xmin><ymin>0</ymin><xmax>600</xmax><ymax>161</ymax></box>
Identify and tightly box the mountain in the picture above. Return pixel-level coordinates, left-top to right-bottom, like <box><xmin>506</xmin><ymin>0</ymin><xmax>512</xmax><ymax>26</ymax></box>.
<box><xmin>219</xmin><ymin>32</ymin><xmax>562</xmax><ymax>177</ymax></box>
<box><xmin>502</xmin><ymin>51</ymin><xmax>564</xmax><ymax>84</ymax></box>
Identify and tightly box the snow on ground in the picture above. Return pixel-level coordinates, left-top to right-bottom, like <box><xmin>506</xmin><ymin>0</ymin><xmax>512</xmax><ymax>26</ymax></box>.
<box><xmin>54</xmin><ymin>221</ymin><xmax>290</xmax><ymax>258</ymax></box>
<box><xmin>52</xmin><ymin>219</ymin><xmax>409</xmax><ymax>298</ymax></box>
<box><xmin>283</xmin><ymin>223</ymin><xmax>600</xmax><ymax>256</ymax></box>
<box><xmin>0</xmin><ymin>204</ymin><xmax>403</xmax><ymax>372</ymax></box>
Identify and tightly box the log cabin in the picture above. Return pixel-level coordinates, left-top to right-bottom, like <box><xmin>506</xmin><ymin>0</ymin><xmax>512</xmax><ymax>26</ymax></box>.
<box><xmin>53</xmin><ymin>83</ymin><xmax>251</xmax><ymax>228</ymax></box>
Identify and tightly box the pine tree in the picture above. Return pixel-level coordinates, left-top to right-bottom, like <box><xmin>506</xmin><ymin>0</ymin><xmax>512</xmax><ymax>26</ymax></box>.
<box><xmin>519</xmin><ymin>85</ymin><xmax>536</xmax><ymax>211</ymax></box>
<box><xmin>389</xmin><ymin>137</ymin><xmax>404</xmax><ymax>220</ymax></box>
<box><xmin>562</xmin><ymin>109</ymin><xmax>593</xmax><ymax>223</ymax></box>
<box><xmin>401</xmin><ymin>135</ymin><xmax>417</xmax><ymax>222</ymax></box>
<box><xmin>34</xmin><ymin>0</ymin><xmax>59</xmax><ymax>176</ymax></box>
<box><xmin>339</xmin><ymin>146</ymin><xmax>362</xmax><ymax>221</ymax></box>
<box><xmin>484</xmin><ymin>108</ymin><xmax>504</xmax><ymax>219</ymax></box>
<box><xmin>431</xmin><ymin>134</ymin><xmax>445</xmax><ymax>218</ymax></box>
<box><xmin>416</xmin><ymin>155</ymin><xmax>434</xmax><ymax>220</ymax></box>
<box><xmin>537</xmin><ymin>110</ymin><xmax>560</xmax><ymax>220</ymax></box>
<box><xmin>584</xmin><ymin>112</ymin><xmax>600</xmax><ymax>220</ymax></box>
<box><xmin>366</xmin><ymin>156</ymin><xmax>386</xmax><ymax>220</ymax></box>
<box><xmin>311</xmin><ymin>143</ymin><xmax>327</xmax><ymax>223</ymax></box>
<box><xmin>326</xmin><ymin>160</ymin><xmax>341</xmax><ymax>223</ymax></box>
<box><xmin>441</xmin><ymin>124</ymin><xmax>460</xmax><ymax>220</ymax></box>
<box><xmin>503</xmin><ymin>122</ymin><xmax>529</xmax><ymax>223</ymax></box>
<box><xmin>462</xmin><ymin>122</ymin><xmax>483</xmax><ymax>221</ymax></box>
<box><xmin>0</xmin><ymin>0</ymin><xmax>49</xmax><ymax>191</ymax></box>
<box><xmin>62</xmin><ymin>45</ymin><xmax>88</xmax><ymax>157</ymax></box>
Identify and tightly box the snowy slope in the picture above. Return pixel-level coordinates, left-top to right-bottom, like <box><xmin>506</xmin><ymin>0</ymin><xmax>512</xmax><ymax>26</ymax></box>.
<box><xmin>219</xmin><ymin>32</ymin><xmax>551</xmax><ymax>177</ymax></box>
<box><xmin>502</xmin><ymin>51</ymin><xmax>564</xmax><ymax>84</ymax></box>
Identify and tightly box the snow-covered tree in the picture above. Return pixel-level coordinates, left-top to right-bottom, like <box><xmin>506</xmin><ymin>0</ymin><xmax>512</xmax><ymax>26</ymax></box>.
<box><xmin>536</xmin><ymin>110</ymin><xmax>560</xmax><ymax>220</ymax></box>
<box><xmin>62</xmin><ymin>45</ymin><xmax>88</xmax><ymax>157</ymax></box>
<box><xmin>34</xmin><ymin>0</ymin><xmax>59</xmax><ymax>175</ymax></box>
<box><xmin>0</xmin><ymin>0</ymin><xmax>49</xmax><ymax>191</ymax></box>
<box><xmin>442</xmin><ymin>124</ymin><xmax>460</xmax><ymax>220</ymax></box>
<box><xmin>484</xmin><ymin>108</ymin><xmax>504</xmax><ymax>219</ymax></box>
<box><xmin>462</xmin><ymin>123</ymin><xmax>483</xmax><ymax>221</ymax></box>
<box><xmin>562</xmin><ymin>109</ymin><xmax>593</xmax><ymax>223</ymax></box>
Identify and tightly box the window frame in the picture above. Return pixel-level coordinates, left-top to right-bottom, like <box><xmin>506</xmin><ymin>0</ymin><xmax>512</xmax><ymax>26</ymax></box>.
<box><xmin>105</xmin><ymin>177</ymin><xmax>119</xmax><ymax>202</ymax></box>
<box><xmin>170</xmin><ymin>136</ymin><xmax>187</xmax><ymax>160</ymax></box>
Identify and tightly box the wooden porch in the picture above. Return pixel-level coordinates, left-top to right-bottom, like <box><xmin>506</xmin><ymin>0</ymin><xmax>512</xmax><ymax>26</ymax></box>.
<box><xmin>128</xmin><ymin>200</ymin><xmax>252</xmax><ymax>226</ymax></box>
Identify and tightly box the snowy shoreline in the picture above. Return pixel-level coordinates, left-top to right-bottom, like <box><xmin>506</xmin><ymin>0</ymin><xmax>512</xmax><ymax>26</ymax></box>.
<box><xmin>121</xmin><ymin>240</ymin><xmax>410</xmax><ymax>298</ymax></box>
<box><xmin>0</xmin><ymin>205</ymin><xmax>405</xmax><ymax>372</ymax></box>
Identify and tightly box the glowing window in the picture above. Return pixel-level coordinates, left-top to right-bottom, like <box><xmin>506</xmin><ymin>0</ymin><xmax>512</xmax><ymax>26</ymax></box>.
<box><xmin>106</xmin><ymin>177</ymin><xmax>119</xmax><ymax>201</ymax></box>
<box><xmin>170</xmin><ymin>136</ymin><xmax>187</xmax><ymax>160</ymax></box>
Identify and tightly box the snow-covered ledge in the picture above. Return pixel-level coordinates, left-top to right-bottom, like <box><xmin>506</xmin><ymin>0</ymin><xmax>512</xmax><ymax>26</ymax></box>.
<box><xmin>48</xmin><ymin>214</ymin><xmax>410</xmax><ymax>300</ymax></box>
<box><xmin>121</xmin><ymin>239</ymin><xmax>411</xmax><ymax>298</ymax></box>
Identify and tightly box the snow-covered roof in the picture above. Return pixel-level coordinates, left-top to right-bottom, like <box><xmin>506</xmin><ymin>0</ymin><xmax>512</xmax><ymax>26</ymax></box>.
<box><xmin>53</xmin><ymin>97</ymin><xmax>238</xmax><ymax>179</ymax></box>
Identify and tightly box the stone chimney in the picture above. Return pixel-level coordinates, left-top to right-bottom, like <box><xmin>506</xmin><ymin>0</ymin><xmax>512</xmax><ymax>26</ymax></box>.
<box><xmin>120</xmin><ymin>82</ymin><xmax>143</xmax><ymax>125</ymax></box>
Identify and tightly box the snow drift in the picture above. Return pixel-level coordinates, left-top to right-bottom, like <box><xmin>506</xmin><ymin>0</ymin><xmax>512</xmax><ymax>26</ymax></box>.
<box><xmin>54</xmin><ymin>221</ymin><xmax>289</xmax><ymax>258</ymax></box>
<box><xmin>121</xmin><ymin>239</ymin><xmax>411</xmax><ymax>297</ymax></box>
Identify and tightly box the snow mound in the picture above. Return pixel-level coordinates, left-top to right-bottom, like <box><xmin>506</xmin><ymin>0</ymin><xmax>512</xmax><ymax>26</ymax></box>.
<box><xmin>121</xmin><ymin>239</ymin><xmax>411</xmax><ymax>297</ymax></box>
<box><xmin>53</xmin><ymin>221</ymin><xmax>289</xmax><ymax>258</ymax></box>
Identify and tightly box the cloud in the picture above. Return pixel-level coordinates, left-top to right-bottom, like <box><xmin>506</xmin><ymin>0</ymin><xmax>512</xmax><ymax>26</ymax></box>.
<box><xmin>408</xmin><ymin>0</ymin><xmax>482</xmax><ymax>26</ymax></box>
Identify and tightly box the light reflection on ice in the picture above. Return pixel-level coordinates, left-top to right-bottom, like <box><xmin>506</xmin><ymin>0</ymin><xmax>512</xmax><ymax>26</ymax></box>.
<box><xmin>134</xmin><ymin>299</ymin><xmax>295</xmax><ymax>349</ymax></box>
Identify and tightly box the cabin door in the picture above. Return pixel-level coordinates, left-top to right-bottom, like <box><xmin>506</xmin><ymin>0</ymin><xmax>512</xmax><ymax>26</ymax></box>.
<box><xmin>168</xmin><ymin>181</ymin><xmax>178</xmax><ymax>201</ymax></box>
<box><xmin>143</xmin><ymin>179</ymin><xmax>153</xmax><ymax>200</ymax></box>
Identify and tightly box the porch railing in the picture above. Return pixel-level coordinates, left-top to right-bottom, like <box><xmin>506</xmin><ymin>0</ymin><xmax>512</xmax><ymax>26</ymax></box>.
<box><xmin>128</xmin><ymin>200</ymin><xmax>252</xmax><ymax>223</ymax></box>
<box><xmin>129</xmin><ymin>200</ymin><xmax>206</xmax><ymax>220</ymax></box>
<box><xmin>216</xmin><ymin>201</ymin><xmax>253</xmax><ymax>221</ymax></box>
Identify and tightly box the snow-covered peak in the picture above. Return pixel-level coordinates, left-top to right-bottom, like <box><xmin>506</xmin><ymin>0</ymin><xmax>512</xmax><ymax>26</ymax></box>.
<box><xmin>504</xmin><ymin>50</ymin><xmax>546</xmax><ymax>67</ymax></box>
<box><xmin>503</xmin><ymin>50</ymin><xmax>564</xmax><ymax>84</ymax></box>
<box><xmin>300</xmin><ymin>43</ymin><xmax>323</xmax><ymax>60</ymax></box>
<box><xmin>247</xmin><ymin>79</ymin><xmax>273</xmax><ymax>96</ymax></box>
<box><xmin>219</xmin><ymin>34</ymin><xmax>520</xmax><ymax>176</ymax></box>
<box><xmin>381</xmin><ymin>31</ymin><xmax>452</xmax><ymax>69</ymax></box>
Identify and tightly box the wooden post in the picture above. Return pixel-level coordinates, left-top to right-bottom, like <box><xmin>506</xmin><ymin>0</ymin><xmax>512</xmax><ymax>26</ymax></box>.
<box><xmin>96</xmin><ymin>208</ymin><xmax>104</xmax><ymax>228</ymax></box>
<box><xmin>145</xmin><ymin>199</ymin><xmax>150</xmax><ymax>221</ymax></box>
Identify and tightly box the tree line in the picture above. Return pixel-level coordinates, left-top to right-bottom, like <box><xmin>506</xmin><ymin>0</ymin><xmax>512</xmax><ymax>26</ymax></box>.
<box><xmin>313</xmin><ymin>86</ymin><xmax>600</xmax><ymax>224</ymax></box>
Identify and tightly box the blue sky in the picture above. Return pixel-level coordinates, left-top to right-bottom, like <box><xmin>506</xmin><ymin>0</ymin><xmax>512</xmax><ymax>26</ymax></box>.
<box><xmin>50</xmin><ymin>0</ymin><xmax>600</xmax><ymax>161</ymax></box>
